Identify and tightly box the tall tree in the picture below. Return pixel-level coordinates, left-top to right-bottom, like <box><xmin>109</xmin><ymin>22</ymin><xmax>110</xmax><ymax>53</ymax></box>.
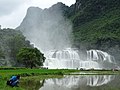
<box><xmin>17</xmin><ymin>47</ymin><xmax>45</xmax><ymax>69</ymax></box>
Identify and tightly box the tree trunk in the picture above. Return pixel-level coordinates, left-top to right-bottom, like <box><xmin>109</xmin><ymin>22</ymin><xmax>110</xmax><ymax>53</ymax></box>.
<box><xmin>30</xmin><ymin>62</ymin><xmax>33</xmax><ymax>69</ymax></box>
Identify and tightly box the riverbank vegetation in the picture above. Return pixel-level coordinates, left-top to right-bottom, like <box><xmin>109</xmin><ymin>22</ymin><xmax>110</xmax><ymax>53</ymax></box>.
<box><xmin>0</xmin><ymin>68</ymin><xmax>79</xmax><ymax>78</ymax></box>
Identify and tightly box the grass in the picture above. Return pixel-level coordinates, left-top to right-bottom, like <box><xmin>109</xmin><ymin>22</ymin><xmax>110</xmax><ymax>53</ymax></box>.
<box><xmin>0</xmin><ymin>68</ymin><xmax>79</xmax><ymax>78</ymax></box>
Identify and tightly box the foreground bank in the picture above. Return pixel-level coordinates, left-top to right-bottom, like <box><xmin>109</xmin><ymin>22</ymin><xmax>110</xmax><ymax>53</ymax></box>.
<box><xmin>0</xmin><ymin>68</ymin><xmax>120</xmax><ymax>90</ymax></box>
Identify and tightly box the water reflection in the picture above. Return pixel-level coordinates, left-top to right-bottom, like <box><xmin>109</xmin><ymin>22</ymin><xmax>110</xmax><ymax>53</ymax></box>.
<box><xmin>39</xmin><ymin>75</ymin><xmax>120</xmax><ymax>90</ymax></box>
<box><xmin>87</xmin><ymin>75</ymin><xmax>114</xmax><ymax>86</ymax></box>
<box><xmin>20</xmin><ymin>79</ymin><xmax>44</xmax><ymax>90</ymax></box>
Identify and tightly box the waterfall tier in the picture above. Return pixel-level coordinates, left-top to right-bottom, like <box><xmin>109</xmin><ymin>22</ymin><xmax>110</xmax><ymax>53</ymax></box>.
<box><xmin>44</xmin><ymin>48</ymin><xmax>116</xmax><ymax>69</ymax></box>
<box><xmin>87</xmin><ymin>50</ymin><xmax>115</xmax><ymax>63</ymax></box>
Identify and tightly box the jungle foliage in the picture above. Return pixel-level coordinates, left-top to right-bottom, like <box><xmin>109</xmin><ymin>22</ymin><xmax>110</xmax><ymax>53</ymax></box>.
<box><xmin>67</xmin><ymin>0</ymin><xmax>120</xmax><ymax>50</ymax></box>
<box><xmin>17</xmin><ymin>47</ymin><xmax>45</xmax><ymax>69</ymax></box>
<box><xmin>0</xmin><ymin>28</ymin><xmax>32</xmax><ymax>66</ymax></box>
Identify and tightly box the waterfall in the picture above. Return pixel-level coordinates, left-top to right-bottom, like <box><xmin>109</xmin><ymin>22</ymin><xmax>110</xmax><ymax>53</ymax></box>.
<box><xmin>44</xmin><ymin>48</ymin><xmax>80</xmax><ymax>69</ymax></box>
<box><xmin>44</xmin><ymin>48</ymin><xmax>116</xmax><ymax>69</ymax></box>
<box><xmin>87</xmin><ymin>50</ymin><xmax>116</xmax><ymax>63</ymax></box>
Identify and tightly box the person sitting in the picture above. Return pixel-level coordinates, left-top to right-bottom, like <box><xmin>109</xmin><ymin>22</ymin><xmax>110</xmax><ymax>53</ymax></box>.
<box><xmin>7</xmin><ymin>75</ymin><xmax>20</xmax><ymax>87</ymax></box>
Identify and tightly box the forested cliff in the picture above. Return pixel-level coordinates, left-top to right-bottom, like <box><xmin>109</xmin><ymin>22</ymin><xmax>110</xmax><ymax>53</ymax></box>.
<box><xmin>68</xmin><ymin>0</ymin><xmax>120</xmax><ymax>62</ymax></box>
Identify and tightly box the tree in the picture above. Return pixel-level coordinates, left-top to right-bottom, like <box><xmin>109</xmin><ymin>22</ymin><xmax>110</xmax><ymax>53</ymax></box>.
<box><xmin>7</xmin><ymin>32</ymin><xmax>31</xmax><ymax>61</ymax></box>
<box><xmin>0</xmin><ymin>28</ymin><xmax>32</xmax><ymax>66</ymax></box>
<box><xmin>17</xmin><ymin>47</ymin><xmax>45</xmax><ymax>69</ymax></box>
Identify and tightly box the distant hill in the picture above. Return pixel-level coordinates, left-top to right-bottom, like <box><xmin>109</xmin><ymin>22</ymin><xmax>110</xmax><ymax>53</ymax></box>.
<box><xmin>17</xmin><ymin>0</ymin><xmax>120</xmax><ymax>63</ymax></box>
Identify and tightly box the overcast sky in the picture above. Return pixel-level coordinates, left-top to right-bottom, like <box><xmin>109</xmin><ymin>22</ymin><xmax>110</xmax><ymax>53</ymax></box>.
<box><xmin>0</xmin><ymin>0</ymin><xmax>75</xmax><ymax>29</ymax></box>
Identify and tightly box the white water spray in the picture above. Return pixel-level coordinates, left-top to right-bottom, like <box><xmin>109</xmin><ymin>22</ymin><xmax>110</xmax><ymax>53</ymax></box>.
<box><xmin>87</xmin><ymin>50</ymin><xmax>115</xmax><ymax>63</ymax></box>
<box><xmin>44</xmin><ymin>48</ymin><xmax>116</xmax><ymax>69</ymax></box>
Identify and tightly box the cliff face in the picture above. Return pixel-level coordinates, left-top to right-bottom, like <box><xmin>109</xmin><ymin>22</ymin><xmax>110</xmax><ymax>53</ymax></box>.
<box><xmin>17</xmin><ymin>0</ymin><xmax>120</xmax><ymax>63</ymax></box>
<box><xmin>17</xmin><ymin>3</ymin><xmax>72</xmax><ymax>52</ymax></box>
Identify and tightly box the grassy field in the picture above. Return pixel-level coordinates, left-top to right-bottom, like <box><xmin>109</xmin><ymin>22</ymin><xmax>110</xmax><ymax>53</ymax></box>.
<box><xmin>0</xmin><ymin>68</ymin><xmax>79</xmax><ymax>78</ymax></box>
<box><xmin>0</xmin><ymin>68</ymin><xmax>79</xmax><ymax>90</ymax></box>
<box><xmin>0</xmin><ymin>68</ymin><xmax>120</xmax><ymax>90</ymax></box>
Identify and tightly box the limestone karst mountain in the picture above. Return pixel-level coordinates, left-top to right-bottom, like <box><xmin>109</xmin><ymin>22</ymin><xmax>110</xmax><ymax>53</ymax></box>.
<box><xmin>17</xmin><ymin>0</ymin><xmax>120</xmax><ymax>65</ymax></box>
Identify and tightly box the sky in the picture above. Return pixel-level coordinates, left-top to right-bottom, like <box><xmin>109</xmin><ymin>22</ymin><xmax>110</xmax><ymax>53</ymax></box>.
<box><xmin>0</xmin><ymin>0</ymin><xmax>75</xmax><ymax>29</ymax></box>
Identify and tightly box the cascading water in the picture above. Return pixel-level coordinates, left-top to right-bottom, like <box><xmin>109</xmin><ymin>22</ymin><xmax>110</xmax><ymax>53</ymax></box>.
<box><xmin>44</xmin><ymin>48</ymin><xmax>80</xmax><ymax>69</ymax></box>
<box><xmin>44</xmin><ymin>48</ymin><xmax>116</xmax><ymax>69</ymax></box>
<box><xmin>87</xmin><ymin>50</ymin><xmax>115</xmax><ymax>63</ymax></box>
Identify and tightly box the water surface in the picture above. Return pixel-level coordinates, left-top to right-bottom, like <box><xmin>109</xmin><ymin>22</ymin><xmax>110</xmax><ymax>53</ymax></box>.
<box><xmin>39</xmin><ymin>75</ymin><xmax>120</xmax><ymax>90</ymax></box>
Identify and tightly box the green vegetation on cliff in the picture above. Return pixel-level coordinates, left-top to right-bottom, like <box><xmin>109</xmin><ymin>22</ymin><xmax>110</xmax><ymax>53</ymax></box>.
<box><xmin>66</xmin><ymin>0</ymin><xmax>120</xmax><ymax>62</ymax></box>
<box><xmin>68</xmin><ymin>0</ymin><xmax>120</xmax><ymax>49</ymax></box>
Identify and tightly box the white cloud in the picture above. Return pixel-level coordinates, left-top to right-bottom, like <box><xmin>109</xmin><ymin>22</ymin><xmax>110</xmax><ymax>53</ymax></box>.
<box><xmin>0</xmin><ymin>0</ymin><xmax>75</xmax><ymax>29</ymax></box>
<box><xmin>0</xmin><ymin>0</ymin><xmax>26</xmax><ymax>16</ymax></box>
<box><xmin>0</xmin><ymin>3</ymin><xmax>28</xmax><ymax>28</ymax></box>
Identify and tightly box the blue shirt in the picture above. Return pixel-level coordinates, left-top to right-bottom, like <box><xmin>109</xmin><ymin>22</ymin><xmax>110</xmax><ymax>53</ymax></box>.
<box><xmin>10</xmin><ymin>76</ymin><xmax>19</xmax><ymax>86</ymax></box>
<box><xmin>10</xmin><ymin>76</ymin><xmax>17</xmax><ymax>82</ymax></box>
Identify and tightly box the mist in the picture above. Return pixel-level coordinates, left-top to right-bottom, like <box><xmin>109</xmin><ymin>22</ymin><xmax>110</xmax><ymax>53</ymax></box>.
<box><xmin>18</xmin><ymin>3</ymin><xmax>72</xmax><ymax>53</ymax></box>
